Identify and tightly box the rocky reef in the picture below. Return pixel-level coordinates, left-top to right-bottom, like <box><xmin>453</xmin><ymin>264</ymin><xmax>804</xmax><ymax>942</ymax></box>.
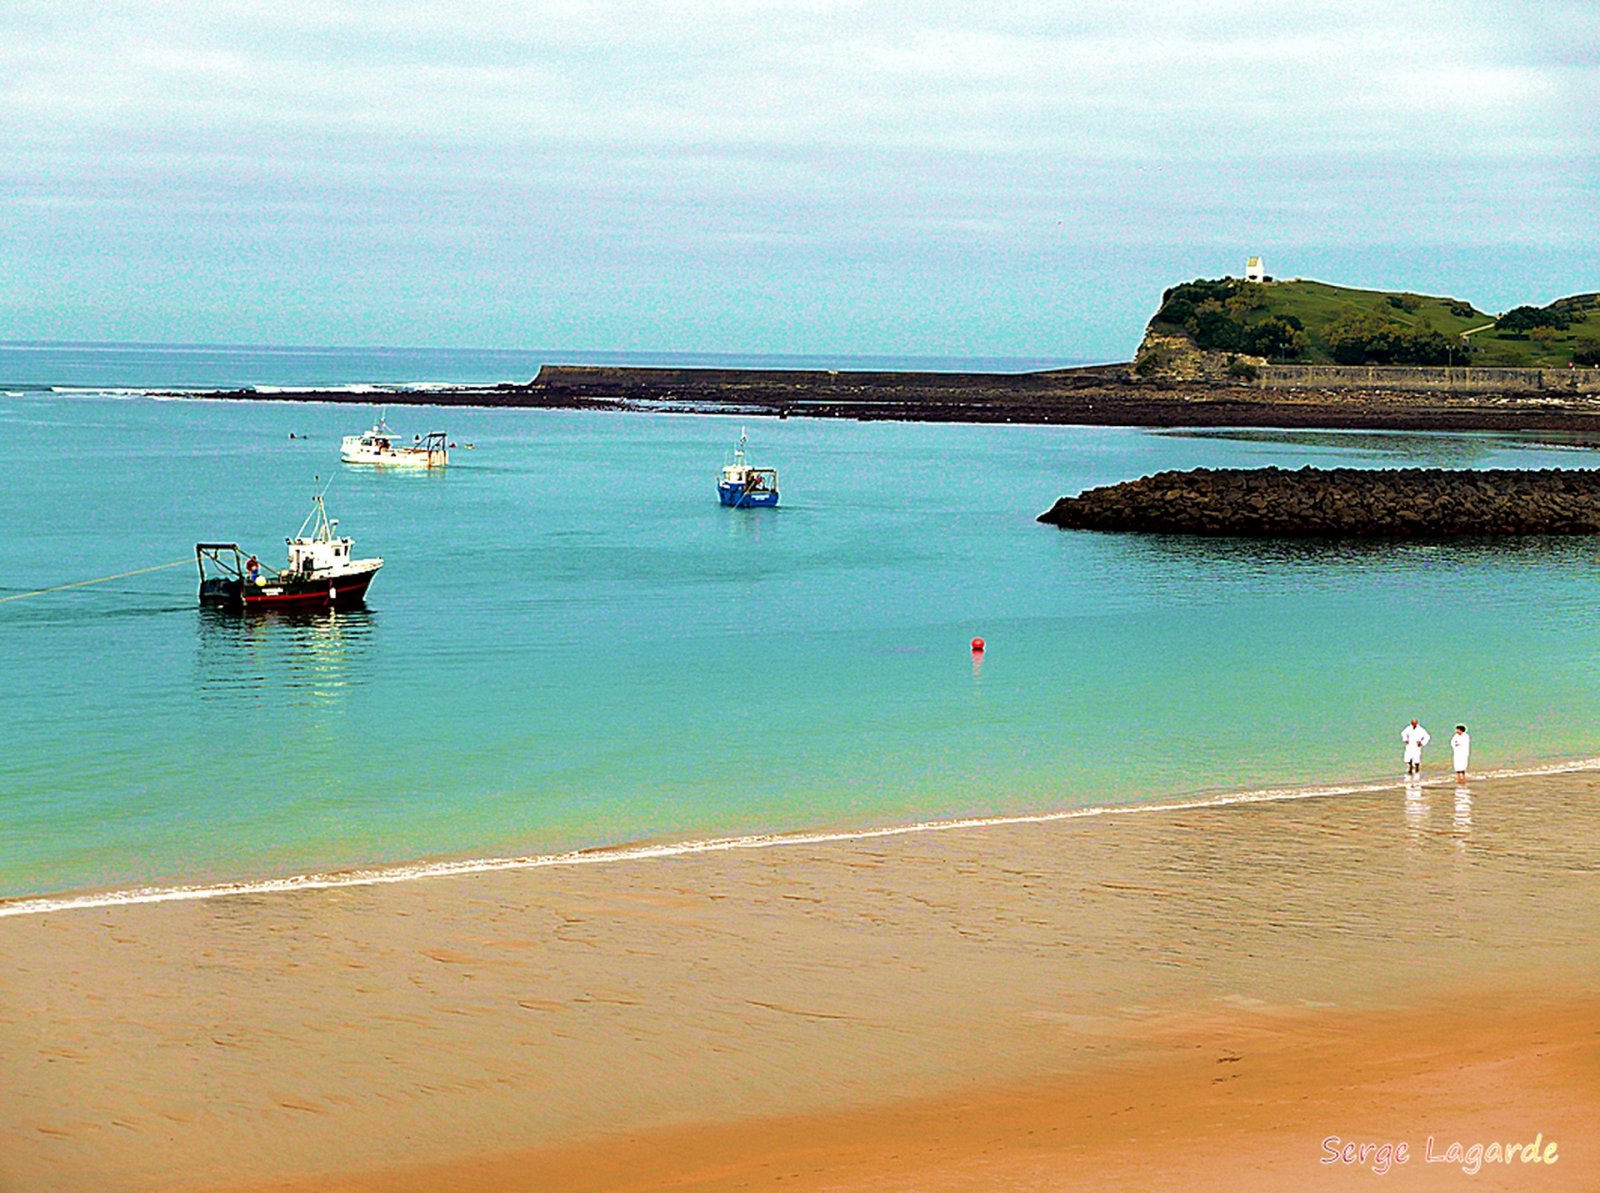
<box><xmin>1038</xmin><ymin>467</ymin><xmax>1600</xmax><ymax>536</ymax></box>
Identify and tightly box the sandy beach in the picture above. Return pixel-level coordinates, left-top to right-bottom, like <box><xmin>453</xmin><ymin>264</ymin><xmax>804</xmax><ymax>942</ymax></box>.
<box><xmin>3</xmin><ymin>769</ymin><xmax>1597</xmax><ymax>1192</ymax></box>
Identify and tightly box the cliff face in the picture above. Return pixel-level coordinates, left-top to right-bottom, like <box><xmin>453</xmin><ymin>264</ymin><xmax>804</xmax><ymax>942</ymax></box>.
<box><xmin>1038</xmin><ymin>467</ymin><xmax>1600</xmax><ymax>537</ymax></box>
<box><xmin>1130</xmin><ymin>328</ymin><xmax>1260</xmax><ymax>382</ymax></box>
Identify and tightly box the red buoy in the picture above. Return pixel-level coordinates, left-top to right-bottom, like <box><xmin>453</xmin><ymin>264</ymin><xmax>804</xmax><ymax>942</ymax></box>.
<box><xmin>971</xmin><ymin>637</ymin><xmax>985</xmax><ymax>653</ymax></box>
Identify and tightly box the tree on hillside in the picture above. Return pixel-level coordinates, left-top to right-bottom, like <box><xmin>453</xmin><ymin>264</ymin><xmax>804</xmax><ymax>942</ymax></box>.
<box><xmin>1546</xmin><ymin>293</ymin><xmax>1598</xmax><ymax>323</ymax></box>
<box><xmin>1243</xmin><ymin>317</ymin><xmax>1308</xmax><ymax>361</ymax></box>
<box><xmin>1225</xmin><ymin>282</ymin><xmax>1268</xmax><ymax>316</ymax></box>
<box><xmin>1155</xmin><ymin>278</ymin><xmax>1239</xmax><ymax>327</ymax></box>
<box><xmin>1151</xmin><ymin>278</ymin><xmax>1307</xmax><ymax>360</ymax></box>
<box><xmin>1188</xmin><ymin>300</ymin><xmax>1244</xmax><ymax>352</ymax></box>
<box><xmin>1326</xmin><ymin>310</ymin><xmax>1456</xmax><ymax>365</ymax></box>
<box><xmin>1496</xmin><ymin>305</ymin><xmax>1572</xmax><ymax>336</ymax></box>
<box><xmin>1326</xmin><ymin>312</ymin><xmax>1386</xmax><ymax>363</ymax></box>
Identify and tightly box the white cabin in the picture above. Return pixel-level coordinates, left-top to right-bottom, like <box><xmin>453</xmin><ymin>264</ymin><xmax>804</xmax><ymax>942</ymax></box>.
<box><xmin>281</xmin><ymin>493</ymin><xmax>380</xmax><ymax>579</ymax></box>
<box><xmin>1245</xmin><ymin>256</ymin><xmax>1266</xmax><ymax>284</ymax></box>
<box><xmin>286</xmin><ymin>530</ymin><xmax>355</xmax><ymax>576</ymax></box>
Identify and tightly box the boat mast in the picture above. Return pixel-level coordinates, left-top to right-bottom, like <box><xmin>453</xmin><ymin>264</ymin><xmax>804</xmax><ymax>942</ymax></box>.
<box><xmin>294</xmin><ymin>477</ymin><xmax>336</xmax><ymax>541</ymax></box>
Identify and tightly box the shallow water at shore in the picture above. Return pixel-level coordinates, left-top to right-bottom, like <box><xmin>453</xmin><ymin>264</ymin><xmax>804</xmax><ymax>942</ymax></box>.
<box><xmin>5</xmin><ymin>394</ymin><xmax>1600</xmax><ymax>900</ymax></box>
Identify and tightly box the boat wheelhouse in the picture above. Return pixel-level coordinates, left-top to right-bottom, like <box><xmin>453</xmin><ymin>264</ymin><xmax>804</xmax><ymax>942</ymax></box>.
<box><xmin>716</xmin><ymin>430</ymin><xmax>779</xmax><ymax>508</ymax></box>
<box><xmin>197</xmin><ymin>490</ymin><xmax>383</xmax><ymax>610</ymax></box>
<box><xmin>341</xmin><ymin>411</ymin><xmax>448</xmax><ymax>467</ymax></box>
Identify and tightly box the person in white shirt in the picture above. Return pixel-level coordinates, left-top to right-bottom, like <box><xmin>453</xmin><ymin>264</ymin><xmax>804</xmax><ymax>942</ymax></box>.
<box><xmin>1451</xmin><ymin>725</ymin><xmax>1470</xmax><ymax>783</ymax></box>
<box><xmin>1401</xmin><ymin>719</ymin><xmax>1431</xmax><ymax>775</ymax></box>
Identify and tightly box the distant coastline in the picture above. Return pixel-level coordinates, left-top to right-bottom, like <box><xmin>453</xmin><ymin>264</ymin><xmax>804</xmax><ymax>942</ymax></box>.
<box><xmin>14</xmin><ymin>270</ymin><xmax>1600</xmax><ymax>433</ymax></box>
<box><xmin>15</xmin><ymin>275</ymin><xmax>1600</xmax><ymax>432</ymax></box>
<box><xmin>169</xmin><ymin>361</ymin><xmax>1600</xmax><ymax>434</ymax></box>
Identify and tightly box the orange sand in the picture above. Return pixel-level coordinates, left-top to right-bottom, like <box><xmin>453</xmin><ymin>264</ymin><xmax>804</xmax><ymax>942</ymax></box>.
<box><xmin>3</xmin><ymin>771</ymin><xmax>1597</xmax><ymax>1191</ymax></box>
<box><xmin>242</xmin><ymin>994</ymin><xmax>1598</xmax><ymax>1192</ymax></box>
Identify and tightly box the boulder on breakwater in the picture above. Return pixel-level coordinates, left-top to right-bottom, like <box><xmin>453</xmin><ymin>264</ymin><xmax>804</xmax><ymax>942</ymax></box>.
<box><xmin>1037</xmin><ymin>467</ymin><xmax>1600</xmax><ymax>536</ymax></box>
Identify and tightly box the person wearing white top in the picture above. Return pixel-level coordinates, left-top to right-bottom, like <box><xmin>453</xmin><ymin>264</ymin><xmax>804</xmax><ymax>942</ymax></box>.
<box><xmin>1401</xmin><ymin>719</ymin><xmax>1431</xmax><ymax>775</ymax></box>
<box><xmin>1451</xmin><ymin>725</ymin><xmax>1470</xmax><ymax>783</ymax></box>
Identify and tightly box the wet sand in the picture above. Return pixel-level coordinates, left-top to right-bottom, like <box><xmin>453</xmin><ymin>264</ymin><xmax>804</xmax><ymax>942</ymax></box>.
<box><xmin>3</xmin><ymin>770</ymin><xmax>1597</xmax><ymax>1191</ymax></box>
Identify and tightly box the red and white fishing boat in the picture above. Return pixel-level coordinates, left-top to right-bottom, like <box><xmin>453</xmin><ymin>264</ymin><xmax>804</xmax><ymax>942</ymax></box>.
<box><xmin>197</xmin><ymin>489</ymin><xmax>382</xmax><ymax>610</ymax></box>
<box><xmin>341</xmin><ymin>411</ymin><xmax>448</xmax><ymax>467</ymax></box>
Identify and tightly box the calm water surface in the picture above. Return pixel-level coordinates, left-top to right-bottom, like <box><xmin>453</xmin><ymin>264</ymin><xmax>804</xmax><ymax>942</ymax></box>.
<box><xmin>4</xmin><ymin>395</ymin><xmax>1600</xmax><ymax>899</ymax></box>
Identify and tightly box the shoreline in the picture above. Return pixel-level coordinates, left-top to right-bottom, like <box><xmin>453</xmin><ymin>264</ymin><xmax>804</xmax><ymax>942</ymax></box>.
<box><xmin>5</xmin><ymin>754</ymin><xmax>1598</xmax><ymax>919</ymax></box>
<box><xmin>5</xmin><ymin>763</ymin><xmax>1598</xmax><ymax>1191</ymax></box>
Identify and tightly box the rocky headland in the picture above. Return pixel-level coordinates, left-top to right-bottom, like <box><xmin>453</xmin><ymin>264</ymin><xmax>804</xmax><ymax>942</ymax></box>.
<box><xmin>175</xmin><ymin>277</ymin><xmax>1600</xmax><ymax>431</ymax></box>
<box><xmin>1037</xmin><ymin>467</ymin><xmax>1600</xmax><ymax>536</ymax></box>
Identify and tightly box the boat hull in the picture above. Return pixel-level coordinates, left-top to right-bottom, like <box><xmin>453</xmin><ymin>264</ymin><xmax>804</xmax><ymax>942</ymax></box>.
<box><xmin>718</xmin><ymin>482</ymin><xmax>779</xmax><ymax>508</ymax></box>
<box><xmin>200</xmin><ymin>563</ymin><xmax>381</xmax><ymax>610</ymax></box>
<box><xmin>340</xmin><ymin>447</ymin><xmax>447</xmax><ymax>467</ymax></box>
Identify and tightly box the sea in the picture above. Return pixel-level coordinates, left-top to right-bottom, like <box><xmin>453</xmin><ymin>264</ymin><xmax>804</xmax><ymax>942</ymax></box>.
<box><xmin>5</xmin><ymin>340</ymin><xmax>1600</xmax><ymax>907</ymax></box>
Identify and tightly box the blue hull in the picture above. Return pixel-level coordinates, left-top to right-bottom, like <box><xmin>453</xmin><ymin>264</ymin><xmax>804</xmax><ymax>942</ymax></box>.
<box><xmin>718</xmin><ymin>482</ymin><xmax>779</xmax><ymax>508</ymax></box>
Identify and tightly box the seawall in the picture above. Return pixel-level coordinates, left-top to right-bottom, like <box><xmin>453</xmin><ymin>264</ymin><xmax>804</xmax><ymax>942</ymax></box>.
<box><xmin>1038</xmin><ymin>467</ymin><xmax>1600</xmax><ymax>536</ymax></box>
<box><xmin>1259</xmin><ymin>364</ymin><xmax>1600</xmax><ymax>394</ymax></box>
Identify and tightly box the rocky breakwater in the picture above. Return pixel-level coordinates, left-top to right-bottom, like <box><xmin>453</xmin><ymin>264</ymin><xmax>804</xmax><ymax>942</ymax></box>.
<box><xmin>1038</xmin><ymin>467</ymin><xmax>1600</xmax><ymax>536</ymax></box>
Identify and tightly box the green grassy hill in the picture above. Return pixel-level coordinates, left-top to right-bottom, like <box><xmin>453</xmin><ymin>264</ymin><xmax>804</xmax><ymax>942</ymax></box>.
<box><xmin>1468</xmin><ymin>293</ymin><xmax>1600</xmax><ymax>367</ymax></box>
<box><xmin>1143</xmin><ymin>277</ymin><xmax>1600</xmax><ymax>369</ymax></box>
<box><xmin>1253</xmin><ymin>281</ymin><xmax>1488</xmax><ymax>357</ymax></box>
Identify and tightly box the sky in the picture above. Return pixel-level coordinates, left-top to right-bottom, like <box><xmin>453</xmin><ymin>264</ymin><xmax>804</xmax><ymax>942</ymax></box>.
<box><xmin>1</xmin><ymin>1</ymin><xmax>1596</xmax><ymax>361</ymax></box>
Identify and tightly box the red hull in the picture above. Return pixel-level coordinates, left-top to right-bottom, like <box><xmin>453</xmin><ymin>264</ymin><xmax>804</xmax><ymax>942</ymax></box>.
<box><xmin>240</xmin><ymin>569</ymin><xmax>378</xmax><ymax>609</ymax></box>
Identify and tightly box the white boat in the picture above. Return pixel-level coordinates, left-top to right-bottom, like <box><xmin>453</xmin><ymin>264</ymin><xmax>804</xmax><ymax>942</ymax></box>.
<box><xmin>341</xmin><ymin>412</ymin><xmax>448</xmax><ymax>467</ymax></box>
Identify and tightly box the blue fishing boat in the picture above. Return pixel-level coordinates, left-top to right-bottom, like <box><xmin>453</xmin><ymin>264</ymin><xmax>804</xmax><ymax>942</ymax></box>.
<box><xmin>716</xmin><ymin>430</ymin><xmax>779</xmax><ymax>508</ymax></box>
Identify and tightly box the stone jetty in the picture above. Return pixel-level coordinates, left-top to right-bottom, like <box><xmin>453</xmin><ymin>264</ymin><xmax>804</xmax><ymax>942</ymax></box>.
<box><xmin>1038</xmin><ymin>467</ymin><xmax>1600</xmax><ymax>536</ymax></box>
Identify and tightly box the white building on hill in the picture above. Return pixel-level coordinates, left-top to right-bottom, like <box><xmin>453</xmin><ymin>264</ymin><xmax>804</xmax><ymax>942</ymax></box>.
<box><xmin>1245</xmin><ymin>256</ymin><xmax>1266</xmax><ymax>283</ymax></box>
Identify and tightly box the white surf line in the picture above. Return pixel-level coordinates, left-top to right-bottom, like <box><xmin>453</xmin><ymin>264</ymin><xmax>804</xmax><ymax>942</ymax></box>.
<box><xmin>4</xmin><ymin>757</ymin><xmax>1598</xmax><ymax>920</ymax></box>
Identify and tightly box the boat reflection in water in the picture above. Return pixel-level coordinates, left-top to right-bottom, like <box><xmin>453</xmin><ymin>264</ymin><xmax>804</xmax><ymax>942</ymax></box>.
<box><xmin>195</xmin><ymin>605</ymin><xmax>377</xmax><ymax>708</ymax></box>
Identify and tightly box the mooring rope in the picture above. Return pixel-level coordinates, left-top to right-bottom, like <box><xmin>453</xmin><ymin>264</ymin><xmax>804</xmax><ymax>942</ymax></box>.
<box><xmin>0</xmin><ymin>559</ymin><xmax>192</xmax><ymax>604</ymax></box>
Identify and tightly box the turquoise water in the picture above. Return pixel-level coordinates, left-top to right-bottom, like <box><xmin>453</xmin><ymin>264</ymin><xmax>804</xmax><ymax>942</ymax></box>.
<box><xmin>5</xmin><ymin>395</ymin><xmax>1600</xmax><ymax>900</ymax></box>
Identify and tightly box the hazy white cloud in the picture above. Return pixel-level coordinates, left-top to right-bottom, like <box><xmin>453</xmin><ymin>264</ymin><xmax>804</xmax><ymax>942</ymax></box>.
<box><xmin>0</xmin><ymin>1</ymin><xmax>1594</xmax><ymax>354</ymax></box>
<box><xmin>1</xmin><ymin>1</ymin><xmax>1578</xmax><ymax>156</ymax></box>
